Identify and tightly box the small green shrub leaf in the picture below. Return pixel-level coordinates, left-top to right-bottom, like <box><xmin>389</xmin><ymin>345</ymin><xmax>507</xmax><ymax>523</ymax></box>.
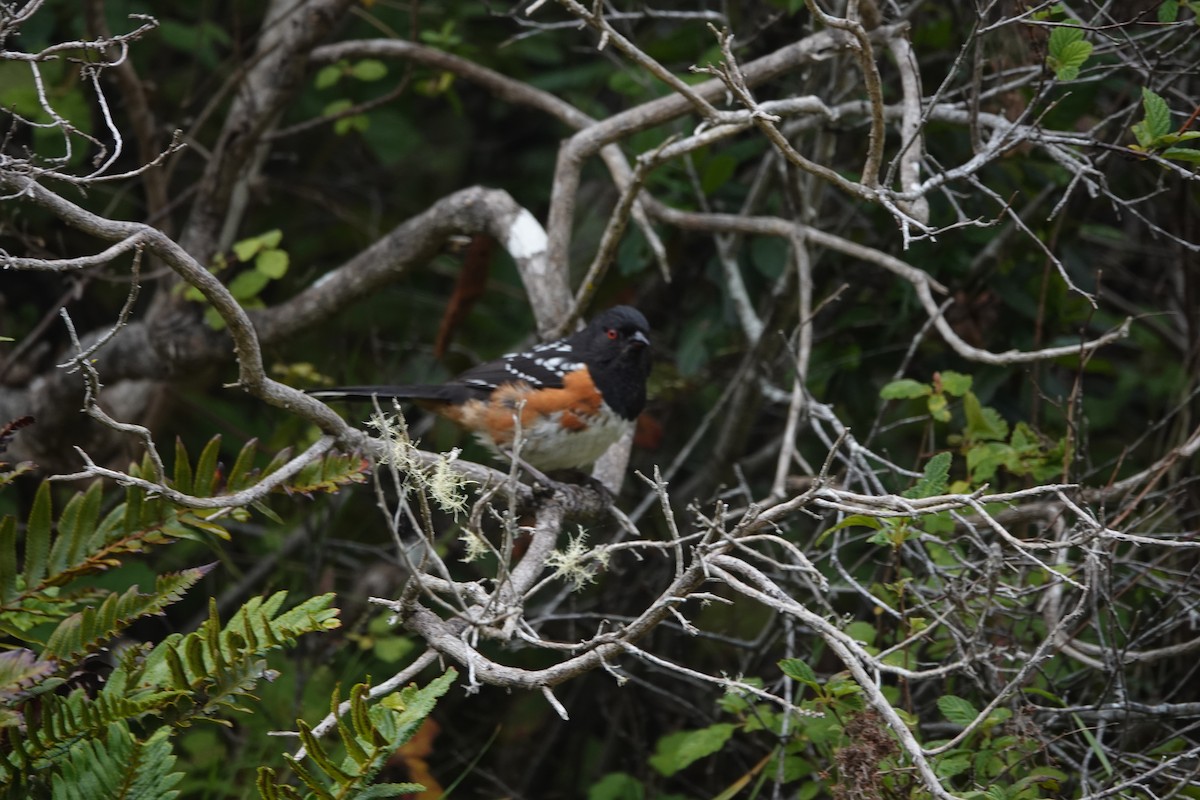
<box><xmin>880</xmin><ymin>379</ymin><xmax>931</xmax><ymax>399</ymax></box>
<box><xmin>938</xmin><ymin>694</ymin><xmax>978</xmax><ymax>726</ymax></box>
<box><xmin>1141</xmin><ymin>88</ymin><xmax>1172</xmax><ymax>141</ymax></box>
<box><xmin>905</xmin><ymin>452</ymin><xmax>952</xmax><ymax>498</ymax></box>
<box><xmin>648</xmin><ymin>724</ymin><xmax>736</xmax><ymax>777</ymax></box>
<box><xmin>938</xmin><ymin>371</ymin><xmax>973</xmax><ymax>396</ymax></box>
<box><xmin>351</xmin><ymin>60</ymin><xmax>387</xmax><ymax>81</ymax></box>
<box><xmin>229</xmin><ymin>269</ymin><xmax>271</xmax><ymax>301</ymax></box>
<box><xmin>315</xmin><ymin>63</ymin><xmax>343</xmax><ymax>89</ymax></box>
<box><xmin>256</xmin><ymin>248</ymin><xmax>289</xmax><ymax>279</ymax></box>
<box><xmin>1047</xmin><ymin>25</ymin><xmax>1092</xmax><ymax>80</ymax></box>
<box><xmin>779</xmin><ymin>658</ymin><xmax>818</xmax><ymax>686</ymax></box>
<box><xmin>963</xmin><ymin>393</ymin><xmax>1009</xmax><ymax>442</ymax></box>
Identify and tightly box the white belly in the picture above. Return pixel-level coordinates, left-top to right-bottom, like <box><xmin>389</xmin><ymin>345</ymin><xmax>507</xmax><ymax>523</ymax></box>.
<box><xmin>479</xmin><ymin>403</ymin><xmax>633</xmax><ymax>471</ymax></box>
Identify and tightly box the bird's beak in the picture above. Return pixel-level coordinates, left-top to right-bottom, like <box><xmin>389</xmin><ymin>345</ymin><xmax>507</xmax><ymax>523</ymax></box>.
<box><xmin>629</xmin><ymin>330</ymin><xmax>650</xmax><ymax>348</ymax></box>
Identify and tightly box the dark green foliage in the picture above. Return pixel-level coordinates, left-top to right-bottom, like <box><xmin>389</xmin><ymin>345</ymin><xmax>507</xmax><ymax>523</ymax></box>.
<box><xmin>42</xmin><ymin>568</ymin><xmax>213</xmax><ymax>662</ymax></box>
<box><xmin>0</xmin><ymin>436</ymin><xmax>449</xmax><ymax>798</ymax></box>
<box><xmin>3</xmin><ymin>0</ymin><xmax>1198</xmax><ymax>797</ymax></box>
<box><xmin>50</xmin><ymin>723</ymin><xmax>183</xmax><ymax>800</ymax></box>
<box><xmin>258</xmin><ymin>670</ymin><xmax>456</xmax><ymax>800</ymax></box>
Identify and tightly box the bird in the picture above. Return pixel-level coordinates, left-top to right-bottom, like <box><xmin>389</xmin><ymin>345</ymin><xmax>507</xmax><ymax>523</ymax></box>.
<box><xmin>311</xmin><ymin>306</ymin><xmax>652</xmax><ymax>471</ymax></box>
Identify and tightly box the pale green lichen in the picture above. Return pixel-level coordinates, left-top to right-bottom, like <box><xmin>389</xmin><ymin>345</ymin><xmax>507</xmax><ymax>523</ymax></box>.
<box><xmin>545</xmin><ymin>528</ymin><xmax>599</xmax><ymax>590</ymax></box>
<box><xmin>367</xmin><ymin>412</ymin><xmax>474</xmax><ymax>517</ymax></box>
<box><xmin>458</xmin><ymin>529</ymin><xmax>490</xmax><ymax>563</ymax></box>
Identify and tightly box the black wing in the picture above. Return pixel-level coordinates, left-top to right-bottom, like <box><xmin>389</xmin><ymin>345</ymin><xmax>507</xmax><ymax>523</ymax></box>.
<box><xmin>310</xmin><ymin>341</ymin><xmax>583</xmax><ymax>404</ymax></box>
<box><xmin>451</xmin><ymin>341</ymin><xmax>582</xmax><ymax>393</ymax></box>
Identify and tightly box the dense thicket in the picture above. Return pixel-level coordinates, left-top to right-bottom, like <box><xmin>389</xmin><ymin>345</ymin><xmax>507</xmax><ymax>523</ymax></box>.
<box><xmin>2</xmin><ymin>2</ymin><xmax>1198</xmax><ymax>798</ymax></box>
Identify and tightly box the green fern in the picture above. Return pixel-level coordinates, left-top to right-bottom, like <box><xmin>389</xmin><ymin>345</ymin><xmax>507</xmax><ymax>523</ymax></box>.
<box><xmin>1</xmin><ymin>478</ymin><xmax>221</xmax><ymax>628</ymax></box>
<box><xmin>49</xmin><ymin>722</ymin><xmax>183</xmax><ymax>800</ymax></box>
<box><xmin>42</xmin><ymin>567</ymin><xmax>214</xmax><ymax>662</ymax></box>
<box><xmin>257</xmin><ymin>669</ymin><xmax>456</xmax><ymax>800</ymax></box>
<box><xmin>4</xmin><ymin>593</ymin><xmax>343</xmax><ymax>790</ymax></box>
<box><xmin>0</xmin><ymin>648</ymin><xmax>56</xmax><ymax>727</ymax></box>
<box><xmin>122</xmin><ymin>594</ymin><xmax>340</xmax><ymax>723</ymax></box>
<box><xmin>283</xmin><ymin>451</ymin><xmax>369</xmax><ymax>497</ymax></box>
<box><xmin>0</xmin><ymin>436</ymin><xmax>354</xmax><ymax>796</ymax></box>
<box><xmin>6</xmin><ymin>688</ymin><xmax>186</xmax><ymax>776</ymax></box>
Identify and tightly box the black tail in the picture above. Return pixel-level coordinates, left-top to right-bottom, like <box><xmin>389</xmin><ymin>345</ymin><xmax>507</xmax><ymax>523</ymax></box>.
<box><xmin>307</xmin><ymin>385</ymin><xmax>459</xmax><ymax>403</ymax></box>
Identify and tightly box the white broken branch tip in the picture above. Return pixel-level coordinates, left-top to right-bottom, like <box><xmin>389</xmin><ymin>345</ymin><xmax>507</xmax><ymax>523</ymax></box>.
<box><xmin>504</xmin><ymin>207</ymin><xmax>548</xmax><ymax>261</ymax></box>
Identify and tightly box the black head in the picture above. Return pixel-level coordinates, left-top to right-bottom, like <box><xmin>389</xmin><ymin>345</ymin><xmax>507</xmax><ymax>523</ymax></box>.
<box><xmin>571</xmin><ymin>305</ymin><xmax>652</xmax><ymax>420</ymax></box>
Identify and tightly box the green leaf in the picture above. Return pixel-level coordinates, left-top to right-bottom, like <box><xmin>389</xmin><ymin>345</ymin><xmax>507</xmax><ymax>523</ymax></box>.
<box><xmin>350</xmin><ymin>59</ymin><xmax>387</xmax><ymax>81</ymax></box>
<box><xmin>232</xmin><ymin>229</ymin><xmax>283</xmax><ymax>262</ymax></box>
<box><xmin>232</xmin><ymin>238</ymin><xmax>262</xmax><ymax>263</ymax></box>
<box><xmin>229</xmin><ymin>269</ymin><xmax>271</xmax><ymax>301</ymax></box>
<box><xmin>779</xmin><ymin>658</ymin><xmax>818</xmax><ymax>686</ymax></box>
<box><xmin>1161</xmin><ymin>146</ymin><xmax>1200</xmax><ymax>163</ymax></box>
<box><xmin>935</xmin><ymin>752</ymin><xmax>973</xmax><ymax>778</ymax></box>
<box><xmin>204</xmin><ymin>306</ymin><xmax>226</xmax><ymax>330</ymax></box>
<box><xmin>227</xmin><ymin>439</ymin><xmax>260</xmax><ymax>493</ymax></box>
<box><xmin>880</xmin><ymin>379</ymin><xmax>930</xmax><ymax>400</ymax></box>
<box><xmin>963</xmin><ymin>392</ymin><xmax>1009</xmax><ymax>442</ymax></box>
<box><xmin>173</xmin><ymin>438</ymin><xmax>193</xmax><ymax>490</ymax></box>
<box><xmin>588</xmin><ymin>772</ymin><xmax>645</xmax><ymax>800</ymax></box>
<box><xmin>22</xmin><ymin>482</ymin><xmax>52</xmax><ymax>589</ymax></box>
<box><xmin>323</xmin><ymin>98</ymin><xmax>353</xmax><ymax>118</ymax></box>
<box><xmin>938</xmin><ymin>370</ymin><xmax>973</xmax><ymax>397</ymax></box>
<box><xmin>927</xmin><ymin>392</ymin><xmax>951</xmax><ymax>423</ymax></box>
<box><xmin>1072</xmin><ymin>712</ymin><xmax>1114</xmax><ymax>777</ymax></box>
<box><xmin>1140</xmin><ymin>88</ymin><xmax>1172</xmax><ymax>141</ymax></box>
<box><xmin>648</xmin><ymin>724</ymin><xmax>736</xmax><ymax>777</ymax></box>
<box><xmin>938</xmin><ymin>694</ymin><xmax>979</xmax><ymax>726</ymax></box>
<box><xmin>1010</xmin><ymin>421</ymin><xmax>1035</xmax><ymax>453</ymax></box>
<box><xmin>967</xmin><ymin>442</ymin><xmax>1012</xmax><ymax>483</ymax></box>
<box><xmin>334</xmin><ymin>114</ymin><xmax>370</xmax><ymax>135</ymax></box>
<box><xmin>904</xmin><ymin>452</ymin><xmax>952</xmax><ymax>499</ymax></box>
<box><xmin>192</xmin><ymin>435</ymin><xmax>222</xmax><ymax>497</ymax></box>
<box><xmin>826</xmin><ymin>514</ymin><xmax>883</xmax><ymax>533</ymax></box>
<box><xmin>1155</xmin><ymin>131</ymin><xmax>1200</xmax><ymax>145</ymax></box>
<box><xmin>315</xmin><ymin>64</ymin><xmax>343</xmax><ymax>89</ymax></box>
<box><xmin>1050</xmin><ymin>40</ymin><xmax>1092</xmax><ymax>80</ymax></box>
<box><xmin>1158</xmin><ymin>0</ymin><xmax>1179</xmax><ymax>24</ymax></box>
<box><xmin>1048</xmin><ymin>24</ymin><xmax>1083</xmax><ymax>52</ymax></box>
<box><xmin>815</xmin><ymin>514</ymin><xmax>882</xmax><ymax>546</ymax></box>
<box><xmin>1047</xmin><ymin>25</ymin><xmax>1092</xmax><ymax>80</ymax></box>
<box><xmin>43</xmin><ymin>567</ymin><xmax>211</xmax><ymax>662</ymax></box>
<box><xmin>255</xmin><ymin>249</ymin><xmax>289</xmax><ymax>279</ymax></box>
<box><xmin>845</xmin><ymin>621</ymin><xmax>876</xmax><ymax>645</ymax></box>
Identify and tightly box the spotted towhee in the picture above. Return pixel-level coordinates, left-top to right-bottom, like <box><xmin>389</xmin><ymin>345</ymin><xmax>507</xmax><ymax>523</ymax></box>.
<box><xmin>313</xmin><ymin>306</ymin><xmax>652</xmax><ymax>471</ymax></box>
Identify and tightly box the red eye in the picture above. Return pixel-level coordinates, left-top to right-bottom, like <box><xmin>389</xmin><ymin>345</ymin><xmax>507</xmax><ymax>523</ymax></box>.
<box><xmin>606</xmin><ymin>329</ymin><xmax>618</xmax><ymax>340</ymax></box>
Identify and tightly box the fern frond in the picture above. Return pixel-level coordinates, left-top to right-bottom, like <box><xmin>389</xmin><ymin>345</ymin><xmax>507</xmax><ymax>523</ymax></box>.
<box><xmin>286</xmin><ymin>451</ymin><xmax>369</xmax><ymax>497</ymax></box>
<box><xmin>259</xmin><ymin>670</ymin><xmax>456</xmax><ymax>800</ymax></box>
<box><xmin>9</xmin><ymin>688</ymin><xmax>185</xmax><ymax>770</ymax></box>
<box><xmin>191</xmin><ymin>435</ymin><xmax>222</xmax><ymax>498</ymax></box>
<box><xmin>0</xmin><ymin>648</ymin><xmax>56</xmax><ymax>707</ymax></box>
<box><xmin>124</xmin><ymin>594</ymin><xmax>340</xmax><ymax>724</ymax></box>
<box><xmin>42</xmin><ymin>566</ymin><xmax>215</xmax><ymax>661</ymax></box>
<box><xmin>46</xmin><ymin>481</ymin><xmax>103</xmax><ymax>580</ymax></box>
<box><xmin>0</xmin><ymin>514</ymin><xmax>15</xmax><ymax>603</ymax></box>
<box><xmin>20</xmin><ymin>481</ymin><xmax>52</xmax><ymax>591</ymax></box>
<box><xmin>172</xmin><ymin>437</ymin><xmax>193</xmax><ymax>494</ymax></box>
<box><xmin>50</xmin><ymin>721</ymin><xmax>183</xmax><ymax>800</ymax></box>
<box><xmin>2</xmin><ymin>482</ymin><xmax>222</xmax><ymax>618</ymax></box>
